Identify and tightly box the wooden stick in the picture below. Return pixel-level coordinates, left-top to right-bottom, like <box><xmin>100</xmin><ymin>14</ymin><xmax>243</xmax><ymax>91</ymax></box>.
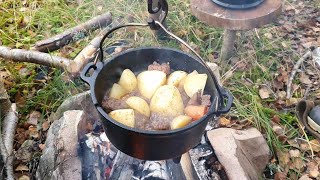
<box><xmin>0</xmin><ymin>46</ymin><xmax>70</xmax><ymax>69</ymax></box>
<box><xmin>67</xmin><ymin>28</ymin><xmax>109</xmax><ymax>77</ymax></box>
<box><xmin>0</xmin><ymin>81</ymin><xmax>17</xmax><ymax>180</ymax></box>
<box><xmin>31</xmin><ymin>12</ymin><xmax>112</xmax><ymax>52</ymax></box>
<box><xmin>286</xmin><ymin>51</ymin><xmax>312</xmax><ymax>99</ymax></box>
<box><xmin>67</xmin><ymin>16</ymin><xmax>126</xmax><ymax>77</ymax></box>
<box><xmin>220</xmin><ymin>29</ymin><xmax>237</xmax><ymax>62</ymax></box>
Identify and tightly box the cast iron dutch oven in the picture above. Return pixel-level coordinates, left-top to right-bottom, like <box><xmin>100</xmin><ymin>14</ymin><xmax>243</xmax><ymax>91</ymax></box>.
<box><xmin>80</xmin><ymin>21</ymin><xmax>233</xmax><ymax>160</ymax></box>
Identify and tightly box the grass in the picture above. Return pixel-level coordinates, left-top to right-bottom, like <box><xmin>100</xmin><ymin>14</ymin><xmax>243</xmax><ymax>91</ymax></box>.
<box><xmin>0</xmin><ymin>0</ymin><xmax>318</xmax><ymax>178</ymax></box>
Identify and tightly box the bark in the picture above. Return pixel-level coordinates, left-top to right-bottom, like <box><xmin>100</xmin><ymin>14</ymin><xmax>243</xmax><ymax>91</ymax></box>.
<box><xmin>0</xmin><ymin>81</ymin><xmax>17</xmax><ymax>180</ymax></box>
<box><xmin>0</xmin><ymin>46</ymin><xmax>70</xmax><ymax>69</ymax></box>
<box><xmin>32</xmin><ymin>12</ymin><xmax>112</xmax><ymax>52</ymax></box>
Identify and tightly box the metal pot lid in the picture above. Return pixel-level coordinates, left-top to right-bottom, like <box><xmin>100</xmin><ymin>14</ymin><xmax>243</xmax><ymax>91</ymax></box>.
<box><xmin>211</xmin><ymin>0</ymin><xmax>265</xmax><ymax>9</ymax></box>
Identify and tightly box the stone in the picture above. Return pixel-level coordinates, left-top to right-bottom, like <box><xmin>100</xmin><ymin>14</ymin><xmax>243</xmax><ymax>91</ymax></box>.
<box><xmin>36</xmin><ymin>110</ymin><xmax>85</xmax><ymax>180</ymax></box>
<box><xmin>207</xmin><ymin>128</ymin><xmax>271</xmax><ymax>180</ymax></box>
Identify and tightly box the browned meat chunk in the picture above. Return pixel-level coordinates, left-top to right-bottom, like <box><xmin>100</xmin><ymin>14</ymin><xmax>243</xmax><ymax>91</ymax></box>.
<box><xmin>148</xmin><ymin>113</ymin><xmax>172</xmax><ymax>130</ymax></box>
<box><xmin>148</xmin><ymin>61</ymin><xmax>170</xmax><ymax>75</ymax></box>
<box><xmin>201</xmin><ymin>94</ymin><xmax>211</xmax><ymax>107</ymax></box>
<box><xmin>187</xmin><ymin>91</ymin><xmax>201</xmax><ymax>106</ymax></box>
<box><xmin>102</xmin><ymin>97</ymin><xmax>128</xmax><ymax>111</ymax></box>
<box><xmin>134</xmin><ymin>112</ymin><xmax>149</xmax><ymax>129</ymax></box>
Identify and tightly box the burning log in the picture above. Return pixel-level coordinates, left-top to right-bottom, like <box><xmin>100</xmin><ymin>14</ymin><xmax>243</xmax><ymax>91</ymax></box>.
<box><xmin>31</xmin><ymin>12</ymin><xmax>112</xmax><ymax>52</ymax></box>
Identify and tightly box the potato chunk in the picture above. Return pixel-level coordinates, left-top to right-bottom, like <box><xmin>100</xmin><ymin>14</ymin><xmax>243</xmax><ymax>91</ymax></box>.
<box><xmin>108</xmin><ymin>109</ymin><xmax>135</xmax><ymax>128</ymax></box>
<box><xmin>137</xmin><ymin>70</ymin><xmax>166</xmax><ymax>99</ymax></box>
<box><xmin>118</xmin><ymin>69</ymin><xmax>137</xmax><ymax>92</ymax></box>
<box><xmin>109</xmin><ymin>83</ymin><xmax>128</xmax><ymax>99</ymax></box>
<box><xmin>126</xmin><ymin>96</ymin><xmax>150</xmax><ymax>117</ymax></box>
<box><xmin>184</xmin><ymin>73</ymin><xmax>208</xmax><ymax>97</ymax></box>
<box><xmin>171</xmin><ymin>115</ymin><xmax>192</xmax><ymax>129</ymax></box>
<box><xmin>167</xmin><ymin>71</ymin><xmax>188</xmax><ymax>87</ymax></box>
<box><xmin>150</xmin><ymin>85</ymin><xmax>184</xmax><ymax>117</ymax></box>
<box><xmin>178</xmin><ymin>70</ymin><xmax>198</xmax><ymax>88</ymax></box>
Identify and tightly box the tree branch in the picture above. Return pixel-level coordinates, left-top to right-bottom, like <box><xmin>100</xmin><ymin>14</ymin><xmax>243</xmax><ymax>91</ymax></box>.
<box><xmin>0</xmin><ymin>46</ymin><xmax>70</xmax><ymax>69</ymax></box>
<box><xmin>67</xmin><ymin>28</ymin><xmax>109</xmax><ymax>77</ymax></box>
<box><xmin>286</xmin><ymin>51</ymin><xmax>312</xmax><ymax>99</ymax></box>
<box><xmin>67</xmin><ymin>16</ymin><xmax>125</xmax><ymax>77</ymax></box>
<box><xmin>0</xmin><ymin>81</ymin><xmax>17</xmax><ymax>180</ymax></box>
<box><xmin>31</xmin><ymin>12</ymin><xmax>112</xmax><ymax>53</ymax></box>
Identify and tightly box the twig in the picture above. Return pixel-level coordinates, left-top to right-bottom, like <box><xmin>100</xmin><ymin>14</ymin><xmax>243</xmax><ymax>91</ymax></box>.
<box><xmin>286</xmin><ymin>51</ymin><xmax>312</xmax><ymax>99</ymax></box>
<box><xmin>31</xmin><ymin>12</ymin><xmax>112</xmax><ymax>52</ymax></box>
<box><xmin>0</xmin><ymin>46</ymin><xmax>70</xmax><ymax>69</ymax></box>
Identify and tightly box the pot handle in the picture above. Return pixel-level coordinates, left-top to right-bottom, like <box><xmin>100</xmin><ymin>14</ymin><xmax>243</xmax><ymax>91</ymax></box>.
<box><xmin>80</xmin><ymin>61</ymin><xmax>104</xmax><ymax>88</ymax></box>
<box><xmin>216</xmin><ymin>87</ymin><xmax>233</xmax><ymax>115</ymax></box>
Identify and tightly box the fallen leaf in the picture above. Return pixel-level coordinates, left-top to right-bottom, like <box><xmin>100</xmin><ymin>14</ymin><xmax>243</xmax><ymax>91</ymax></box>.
<box><xmin>277</xmin><ymin>91</ymin><xmax>286</xmax><ymax>99</ymax></box>
<box><xmin>307</xmin><ymin>161</ymin><xmax>319</xmax><ymax>178</ymax></box>
<box><xmin>300</xmin><ymin>73</ymin><xmax>312</xmax><ymax>84</ymax></box>
<box><xmin>27</xmin><ymin>111</ymin><xmax>41</xmax><ymax>126</ymax></box>
<box><xmin>39</xmin><ymin>144</ymin><xmax>45</xmax><ymax>151</ymax></box>
<box><xmin>259</xmin><ymin>87</ymin><xmax>270</xmax><ymax>99</ymax></box>
<box><xmin>310</xmin><ymin>139</ymin><xmax>320</xmax><ymax>152</ymax></box>
<box><xmin>292</xmin><ymin>157</ymin><xmax>304</xmax><ymax>170</ymax></box>
<box><xmin>28</xmin><ymin>125</ymin><xmax>39</xmax><ymax>139</ymax></box>
<box><xmin>300</xmin><ymin>142</ymin><xmax>310</xmax><ymax>151</ymax></box>
<box><xmin>302</xmin><ymin>41</ymin><xmax>314</xmax><ymax>48</ymax></box>
<box><xmin>274</xmin><ymin>172</ymin><xmax>287</xmax><ymax>180</ymax></box>
<box><xmin>15</xmin><ymin>140</ymin><xmax>33</xmax><ymax>162</ymax></box>
<box><xmin>289</xmin><ymin>149</ymin><xmax>301</xmax><ymax>158</ymax></box>
<box><xmin>277</xmin><ymin>68</ymin><xmax>289</xmax><ymax>83</ymax></box>
<box><xmin>273</xmin><ymin>125</ymin><xmax>284</xmax><ymax>135</ymax></box>
<box><xmin>271</xmin><ymin>115</ymin><xmax>280</xmax><ymax>124</ymax></box>
<box><xmin>299</xmin><ymin>174</ymin><xmax>312</xmax><ymax>180</ymax></box>
<box><xmin>273</xmin><ymin>80</ymin><xmax>284</xmax><ymax>90</ymax></box>
<box><xmin>15</xmin><ymin>128</ymin><xmax>27</xmax><ymax>145</ymax></box>
<box><xmin>287</xmin><ymin>140</ymin><xmax>300</xmax><ymax>149</ymax></box>
<box><xmin>277</xmin><ymin>149</ymin><xmax>290</xmax><ymax>168</ymax></box>
<box><xmin>18</xmin><ymin>175</ymin><xmax>30</xmax><ymax>180</ymax></box>
<box><xmin>278</xmin><ymin>135</ymin><xmax>288</xmax><ymax>143</ymax></box>
<box><xmin>19</xmin><ymin>67</ymin><xmax>31</xmax><ymax>77</ymax></box>
<box><xmin>219</xmin><ymin>117</ymin><xmax>231</xmax><ymax>126</ymax></box>
<box><xmin>42</xmin><ymin>121</ymin><xmax>50</xmax><ymax>131</ymax></box>
<box><xmin>15</xmin><ymin>91</ymin><xmax>26</xmax><ymax>108</ymax></box>
<box><xmin>15</xmin><ymin>164</ymin><xmax>29</xmax><ymax>171</ymax></box>
<box><xmin>289</xmin><ymin>172</ymin><xmax>299</xmax><ymax>180</ymax></box>
<box><xmin>286</xmin><ymin>98</ymin><xmax>299</xmax><ymax>106</ymax></box>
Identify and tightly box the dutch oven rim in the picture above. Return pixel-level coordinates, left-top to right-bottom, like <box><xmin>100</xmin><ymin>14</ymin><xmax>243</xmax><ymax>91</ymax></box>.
<box><xmin>82</xmin><ymin>46</ymin><xmax>221</xmax><ymax>136</ymax></box>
